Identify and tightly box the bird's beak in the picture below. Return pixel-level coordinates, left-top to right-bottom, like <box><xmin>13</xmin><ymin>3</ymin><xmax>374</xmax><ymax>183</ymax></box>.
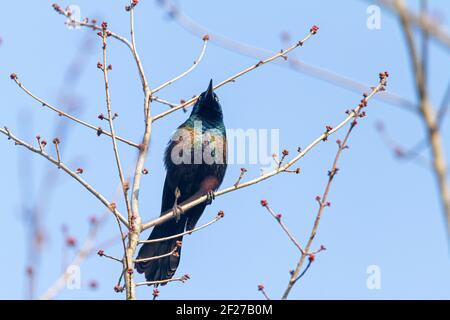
<box><xmin>205</xmin><ymin>79</ymin><xmax>214</xmax><ymax>100</ymax></box>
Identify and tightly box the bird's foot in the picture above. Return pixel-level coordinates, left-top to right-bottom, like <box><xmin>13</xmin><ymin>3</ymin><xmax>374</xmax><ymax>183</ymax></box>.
<box><xmin>172</xmin><ymin>204</ymin><xmax>184</xmax><ymax>222</ymax></box>
<box><xmin>205</xmin><ymin>190</ymin><xmax>215</xmax><ymax>205</ymax></box>
<box><xmin>173</xmin><ymin>187</ymin><xmax>184</xmax><ymax>222</ymax></box>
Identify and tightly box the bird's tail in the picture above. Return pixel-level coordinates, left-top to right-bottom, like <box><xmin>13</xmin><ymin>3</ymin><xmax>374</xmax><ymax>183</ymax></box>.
<box><xmin>135</xmin><ymin>217</ymin><xmax>186</xmax><ymax>284</ymax></box>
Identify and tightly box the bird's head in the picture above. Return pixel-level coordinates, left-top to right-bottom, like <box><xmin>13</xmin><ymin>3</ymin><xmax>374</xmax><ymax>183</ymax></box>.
<box><xmin>190</xmin><ymin>80</ymin><xmax>223</xmax><ymax>121</ymax></box>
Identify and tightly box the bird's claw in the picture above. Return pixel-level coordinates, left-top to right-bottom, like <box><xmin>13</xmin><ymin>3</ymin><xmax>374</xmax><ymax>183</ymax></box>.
<box><xmin>173</xmin><ymin>204</ymin><xmax>184</xmax><ymax>222</ymax></box>
<box><xmin>206</xmin><ymin>190</ymin><xmax>215</xmax><ymax>205</ymax></box>
<box><xmin>173</xmin><ymin>187</ymin><xmax>184</xmax><ymax>222</ymax></box>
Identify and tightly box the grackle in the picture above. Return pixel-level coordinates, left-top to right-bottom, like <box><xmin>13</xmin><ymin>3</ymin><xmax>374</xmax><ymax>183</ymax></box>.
<box><xmin>136</xmin><ymin>80</ymin><xmax>227</xmax><ymax>283</ymax></box>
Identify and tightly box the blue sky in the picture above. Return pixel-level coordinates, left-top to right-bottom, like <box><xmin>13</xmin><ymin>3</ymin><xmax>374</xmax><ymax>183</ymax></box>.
<box><xmin>0</xmin><ymin>0</ymin><xmax>449</xmax><ymax>299</ymax></box>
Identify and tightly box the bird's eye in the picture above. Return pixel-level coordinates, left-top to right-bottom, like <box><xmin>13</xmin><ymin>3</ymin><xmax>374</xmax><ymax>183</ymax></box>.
<box><xmin>214</xmin><ymin>95</ymin><xmax>219</xmax><ymax>102</ymax></box>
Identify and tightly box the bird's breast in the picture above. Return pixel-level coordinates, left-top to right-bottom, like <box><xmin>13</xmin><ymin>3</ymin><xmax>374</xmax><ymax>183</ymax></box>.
<box><xmin>166</xmin><ymin>124</ymin><xmax>227</xmax><ymax>168</ymax></box>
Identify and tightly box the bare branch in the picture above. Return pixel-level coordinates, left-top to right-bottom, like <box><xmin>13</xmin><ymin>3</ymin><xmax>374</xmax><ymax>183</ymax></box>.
<box><xmin>101</xmin><ymin>26</ymin><xmax>133</xmax><ymax>277</ymax></box>
<box><xmin>151</xmin><ymin>96</ymin><xmax>180</xmax><ymax>109</ymax></box>
<box><xmin>377</xmin><ymin>0</ymin><xmax>450</xmax><ymax>50</ymax></box>
<box><xmin>10</xmin><ymin>76</ymin><xmax>139</xmax><ymax>148</ymax></box>
<box><xmin>294</xmin><ymin>259</ymin><xmax>313</xmax><ymax>283</ymax></box>
<box><xmin>39</xmin><ymin>217</ymin><xmax>105</xmax><ymax>300</ymax></box>
<box><xmin>280</xmin><ymin>73</ymin><xmax>389</xmax><ymax>299</ymax></box>
<box><xmin>53</xmin><ymin>138</ymin><xmax>61</xmax><ymax>168</ymax></box>
<box><xmin>0</xmin><ymin>127</ymin><xmax>129</xmax><ymax>227</ymax></box>
<box><xmin>52</xmin><ymin>4</ymin><xmax>132</xmax><ymax>50</ymax></box>
<box><xmin>135</xmin><ymin>275</ymin><xmax>190</xmax><ymax>287</ymax></box>
<box><xmin>261</xmin><ymin>201</ymin><xmax>304</xmax><ymax>254</ymax></box>
<box><xmin>233</xmin><ymin>168</ymin><xmax>247</xmax><ymax>187</ymax></box>
<box><xmin>395</xmin><ymin>0</ymin><xmax>450</xmax><ymax>235</ymax></box>
<box><xmin>52</xmin><ymin>3</ymin><xmax>149</xmax><ymax>92</ymax></box>
<box><xmin>257</xmin><ymin>285</ymin><xmax>271</xmax><ymax>300</ymax></box>
<box><xmin>98</xmin><ymin>250</ymin><xmax>123</xmax><ymax>263</ymax></box>
<box><xmin>126</xmin><ymin>1</ymin><xmax>152</xmax><ymax>301</ymax></box>
<box><xmin>134</xmin><ymin>245</ymin><xmax>179</xmax><ymax>264</ymax></box>
<box><xmin>151</xmin><ymin>28</ymin><xmax>318</xmax><ymax>122</ymax></box>
<box><xmin>142</xmin><ymin>76</ymin><xmax>387</xmax><ymax>231</ymax></box>
<box><xmin>157</xmin><ymin>0</ymin><xmax>416</xmax><ymax>112</ymax></box>
<box><xmin>151</xmin><ymin>36</ymin><xmax>209</xmax><ymax>94</ymax></box>
<box><xmin>139</xmin><ymin>211</ymin><xmax>224</xmax><ymax>244</ymax></box>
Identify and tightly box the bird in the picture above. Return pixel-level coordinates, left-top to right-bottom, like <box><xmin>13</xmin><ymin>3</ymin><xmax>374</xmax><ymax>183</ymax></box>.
<box><xmin>136</xmin><ymin>80</ymin><xmax>227</xmax><ymax>284</ymax></box>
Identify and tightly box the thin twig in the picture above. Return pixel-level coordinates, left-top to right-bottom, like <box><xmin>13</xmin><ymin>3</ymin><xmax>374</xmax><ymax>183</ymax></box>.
<box><xmin>53</xmin><ymin>139</ymin><xmax>61</xmax><ymax>168</ymax></box>
<box><xmin>376</xmin><ymin>121</ymin><xmax>430</xmax><ymax>168</ymax></box>
<box><xmin>258</xmin><ymin>286</ymin><xmax>271</xmax><ymax>300</ymax></box>
<box><xmin>142</xmin><ymin>77</ymin><xmax>386</xmax><ymax>231</ymax></box>
<box><xmin>100</xmin><ymin>252</ymin><xmax>123</xmax><ymax>263</ymax></box>
<box><xmin>234</xmin><ymin>168</ymin><xmax>247</xmax><ymax>187</ymax></box>
<box><xmin>395</xmin><ymin>0</ymin><xmax>450</xmax><ymax>235</ymax></box>
<box><xmin>157</xmin><ymin>0</ymin><xmax>416</xmax><ymax>111</ymax></box>
<box><xmin>53</xmin><ymin>4</ymin><xmax>132</xmax><ymax>49</ymax></box>
<box><xmin>151</xmin><ymin>36</ymin><xmax>209</xmax><ymax>94</ymax></box>
<box><xmin>101</xmin><ymin>27</ymin><xmax>133</xmax><ymax>278</ymax></box>
<box><xmin>139</xmin><ymin>211</ymin><xmax>224</xmax><ymax>244</ymax></box>
<box><xmin>281</xmin><ymin>73</ymin><xmax>388</xmax><ymax>299</ymax></box>
<box><xmin>282</xmin><ymin>128</ymin><xmax>351</xmax><ymax>299</ymax></box>
<box><xmin>10</xmin><ymin>76</ymin><xmax>139</xmax><ymax>148</ymax></box>
<box><xmin>135</xmin><ymin>275</ymin><xmax>190</xmax><ymax>287</ymax></box>
<box><xmin>134</xmin><ymin>246</ymin><xmax>179</xmax><ymax>264</ymax></box>
<box><xmin>39</xmin><ymin>216</ymin><xmax>104</xmax><ymax>300</ymax></box>
<box><xmin>388</xmin><ymin>77</ymin><xmax>450</xmax><ymax>164</ymax></box>
<box><xmin>39</xmin><ymin>182</ymin><xmax>126</xmax><ymax>300</ymax></box>
<box><xmin>376</xmin><ymin>0</ymin><xmax>450</xmax><ymax>50</ymax></box>
<box><xmin>263</xmin><ymin>203</ymin><xmax>304</xmax><ymax>254</ymax></box>
<box><xmin>53</xmin><ymin>3</ymin><xmax>149</xmax><ymax>92</ymax></box>
<box><xmin>151</xmin><ymin>97</ymin><xmax>180</xmax><ymax>109</ymax></box>
<box><xmin>126</xmin><ymin>2</ymin><xmax>152</xmax><ymax>301</ymax></box>
<box><xmin>151</xmin><ymin>28</ymin><xmax>318</xmax><ymax>122</ymax></box>
<box><xmin>0</xmin><ymin>127</ymin><xmax>129</xmax><ymax>227</ymax></box>
<box><xmin>420</xmin><ymin>0</ymin><xmax>429</xmax><ymax>84</ymax></box>
<box><xmin>294</xmin><ymin>259</ymin><xmax>312</xmax><ymax>283</ymax></box>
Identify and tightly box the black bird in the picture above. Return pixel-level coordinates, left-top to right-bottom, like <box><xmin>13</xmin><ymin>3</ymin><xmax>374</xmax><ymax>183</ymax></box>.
<box><xmin>136</xmin><ymin>80</ymin><xmax>227</xmax><ymax>283</ymax></box>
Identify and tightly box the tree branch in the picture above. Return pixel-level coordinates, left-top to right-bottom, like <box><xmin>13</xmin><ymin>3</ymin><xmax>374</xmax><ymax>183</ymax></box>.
<box><xmin>135</xmin><ymin>274</ymin><xmax>190</xmax><ymax>287</ymax></box>
<box><xmin>151</xmin><ymin>27</ymin><xmax>318</xmax><ymax>122</ymax></box>
<box><xmin>0</xmin><ymin>127</ymin><xmax>129</xmax><ymax>227</ymax></box>
<box><xmin>10</xmin><ymin>75</ymin><xmax>139</xmax><ymax>148</ymax></box>
<box><xmin>142</xmin><ymin>76</ymin><xmax>387</xmax><ymax>231</ymax></box>
<box><xmin>139</xmin><ymin>211</ymin><xmax>224</xmax><ymax>244</ymax></box>
<box><xmin>100</xmin><ymin>26</ymin><xmax>133</xmax><ymax>280</ymax></box>
<box><xmin>156</xmin><ymin>0</ymin><xmax>416</xmax><ymax>112</ymax></box>
<box><xmin>261</xmin><ymin>202</ymin><xmax>304</xmax><ymax>254</ymax></box>
<box><xmin>377</xmin><ymin>0</ymin><xmax>450</xmax><ymax>50</ymax></box>
<box><xmin>151</xmin><ymin>36</ymin><xmax>209</xmax><ymax>94</ymax></box>
<box><xmin>395</xmin><ymin>0</ymin><xmax>450</xmax><ymax>235</ymax></box>
<box><xmin>134</xmin><ymin>245</ymin><xmax>179</xmax><ymax>264</ymax></box>
<box><xmin>280</xmin><ymin>72</ymin><xmax>387</xmax><ymax>298</ymax></box>
<box><xmin>124</xmin><ymin>1</ymin><xmax>152</xmax><ymax>301</ymax></box>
